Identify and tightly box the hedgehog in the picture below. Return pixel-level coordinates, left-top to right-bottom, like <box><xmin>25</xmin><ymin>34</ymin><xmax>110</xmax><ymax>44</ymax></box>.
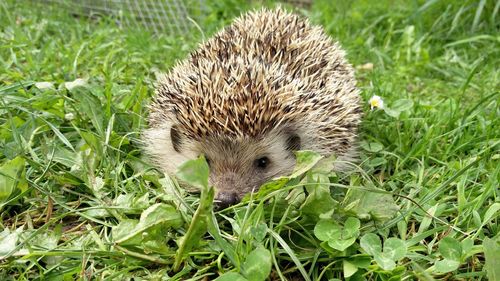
<box><xmin>143</xmin><ymin>8</ymin><xmax>362</xmax><ymax>207</ymax></box>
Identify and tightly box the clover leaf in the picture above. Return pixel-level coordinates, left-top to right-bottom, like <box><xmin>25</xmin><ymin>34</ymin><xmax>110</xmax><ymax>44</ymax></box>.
<box><xmin>314</xmin><ymin>217</ymin><xmax>360</xmax><ymax>251</ymax></box>
<box><xmin>360</xmin><ymin>233</ymin><xmax>407</xmax><ymax>270</ymax></box>
<box><xmin>434</xmin><ymin>236</ymin><xmax>462</xmax><ymax>273</ymax></box>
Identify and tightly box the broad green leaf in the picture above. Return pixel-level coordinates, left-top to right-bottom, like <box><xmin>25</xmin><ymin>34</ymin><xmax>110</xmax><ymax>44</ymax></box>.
<box><xmin>368</xmin><ymin>157</ymin><xmax>387</xmax><ymax>168</ymax></box>
<box><xmin>113</xmin><ymin>193</ymin><xmax>150</xmax><ymax>214</ymax></box>
<box><xmin>361</xmin><ymin>235</ymin><xmax>406</xmax><ymax>270</ymax></box>
<box><xmin>344</xmin><ymin>188</ymin><xmax>399</xmax><ymax>223</ymax></box>
<box><xmin>360</xmin><ymin>233</ymin><xmax>382</xmax><ymax>256</ymax></box>
<box><xmin>246</xmin><ymin>177</ymin><xmax>289</xmax><ymax>201</ymax></box>
<box><xmin>242</xmin><ymin>247</ymin><xmax>272</xmax><ymax>281</ymax></box>
<box><xmin>439</xmin><ymin>237</ymin><xmax>462</xmax><ymax>261</ymax></box>
<box><xmin>290</xmin><ymin>150</ymin><xmax>323</xmax><ymax>178</ymax></box>
<box><xmin>138</xmin><ymin>203</ymin><xmax>182</xmax><ymax>231</ymax></box>
<box><xmin>343</xmin><ymin>217</ymin><xmax>361</xmax><ymax>237</ymax></box>
<box><xmin>316</xmin><ymin>217</ymin><xmax>360</xmax><ymax>251</ymax></box>
<box><xmin>314</xmin><ymin>220</ymin><xmax>340</xmax><ymax>242</ymax></box>
<box><xmin>383</xmin><ymin>107</ymin><xmax>402</xmax><ymax>118</ymax></box>
<box><xmin>343</xmin><ymin>260</ymin><xmax>358</xmax><ymax>278</ymax></box>
<box><xmin>434</xmin><ymin>237</ymin><xmax>462</xmax><ymax>273</ymax></box>
<box><xmin>158</xmin><ymin>176</ymin><xmax>184</xmax><ymax>202</ymax></box>
<box><xmin>328</xmin><ymin>217</ymin><xmax>361</xmax><ymax>251</ymax></box>
<box><xmin>215</xmin><ymin>272</ymin><xmax>248</xmax><ymax>281</ymax></box>
<box><xmin>0</xmin><ymin>156</ymin><xmax>27</xmax><ymax>204</ymax></box>
<box><xmin>141</xmin><ymin>239</ymin><xmax>172</xmax><ymax>255</ymax></box>
<box><xmin>176</xmin><ymin>155</ymin><xmax>209</xmax><ymax>190</ymax></box>
<box><xmin>173</xmin><ymin>186</ymin><xmax>214</xmax><ymax>271</ymax></box>
<box><xmin>311</xmin><ymin>154</ymin><xmax>338</xmax><ymax>174</ymax></box>
<box><xmin>113</xmin><ymin>203</ymin><xmax>182</xmax><ymax>244</ymax></box>
<box><xmin>250</xmin><ymin>223</ymin><xmax>268</xmax><ymax>242</ymax></box>
<box><xmin>328</xmin><ymin>236</ymin><xmax>357</xmax><ymax>251</ymax></box>
<box><xmin>112</xmin><ymin>220</ymin><xmax>139</xmax><ymax>244</ymax></box>
<box><xmin>460</xmin><ymin>238</ymin><xmax>473</xmax><ymax>257</ymax></box>
<box><xmin>300</xmin><ymin>174</ymin><xmax>336</xmax><ymax>218</ymax></box>
<box><xmin>484</xmin><ymin>236</ymin><xmax>500</xmax><ymax>281</ymax></box>
<box><xmin>383</xmin><ymin>238</ymin><xmax>407</xmax><ymax>260</ymax></box>
<box><xmin>374</xmin><ymin>252</ymin><xmax>396</xmax><ymax>270</ymax></box>
<box><xmin>435</xmin><ymin>259</ymin><xmax>460</xmax><ymax>273</ymax></box>
<box><xmin>360</xmin><ymin>141</ymin><xmax>384</xmax><ymax>153</ymax></box>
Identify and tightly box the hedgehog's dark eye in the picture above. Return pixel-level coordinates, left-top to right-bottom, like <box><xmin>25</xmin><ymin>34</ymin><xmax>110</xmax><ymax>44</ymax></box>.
<box><xmin>255</xmin><ymin>157</ymin><xmax>270</xmax><ymax>170</ymax></box>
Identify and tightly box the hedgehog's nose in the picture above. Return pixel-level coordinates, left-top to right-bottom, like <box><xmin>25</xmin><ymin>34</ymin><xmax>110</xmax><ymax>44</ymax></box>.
<box><xmin>215</xmin><ymin>192</ymin><xmax>239</xmax><ymax>209</ymax></box>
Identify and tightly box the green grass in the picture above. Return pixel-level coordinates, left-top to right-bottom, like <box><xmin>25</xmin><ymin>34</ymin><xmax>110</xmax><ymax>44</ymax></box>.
<box><xmin>1</xmin><ymin>0</ymin><xmax>499</xmax><ymax>280</ymax></box>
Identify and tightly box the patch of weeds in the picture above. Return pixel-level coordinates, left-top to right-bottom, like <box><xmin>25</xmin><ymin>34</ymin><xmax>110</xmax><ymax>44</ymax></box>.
<box><xmin>1</xmin><ymin>0</ymin><xmax>499</xmax><ymax>280</ymax></box>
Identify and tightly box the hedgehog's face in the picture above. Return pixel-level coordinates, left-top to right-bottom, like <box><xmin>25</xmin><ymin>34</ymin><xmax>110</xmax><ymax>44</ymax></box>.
<box><xmin>200</xmin><ymin>131</ymin><xmax>300</xmax><ymax>208</ymax></box>
<box><xmin>144</xmin><ymin>125</ymin><xmax>301</xmax><ymax>208</ymax></box>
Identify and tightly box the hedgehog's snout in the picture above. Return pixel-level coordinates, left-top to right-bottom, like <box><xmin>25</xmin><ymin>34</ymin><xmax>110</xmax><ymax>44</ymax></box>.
<box><xmin>214</xmin><ymin>191</ymin><xmax>239</xmax><ymax>209</ymax></box>
<box><xmin>211</xmin><ymin>171</ymin><xmax>245</xmax><ymax>208</ymax></box>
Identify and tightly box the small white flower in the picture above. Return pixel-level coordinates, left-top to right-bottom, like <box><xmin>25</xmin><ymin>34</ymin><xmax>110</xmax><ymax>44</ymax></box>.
<box><xmin>64</xmin><ymin>78</ymin><xmax>87</xmax><ymax>90</ymax></box>
<box><xmin>64</xmin><ymin>113</ymin><xmax>75</xmax><ymax>120</ymax></box>
<box><xmin>35</xmin><ymin>82</ymin><xmax>54</xmax><ymax>90</ymax></box>
<box><xmin>369</xmin><ymin>95</ymin><xmax>384</xmax><ymax>110</ymax></box>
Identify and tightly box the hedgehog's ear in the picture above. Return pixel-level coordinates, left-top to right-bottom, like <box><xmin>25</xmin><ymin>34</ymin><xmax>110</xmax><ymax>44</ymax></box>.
<box><xmin>285</xmin><ymin>133</ymin><xmax>301</xmax><ymax>152</ymax></box>
<box><xmin>170</xmin><ymin>125</ymin><xmax>182</xmax><ymax>153</ymax></box>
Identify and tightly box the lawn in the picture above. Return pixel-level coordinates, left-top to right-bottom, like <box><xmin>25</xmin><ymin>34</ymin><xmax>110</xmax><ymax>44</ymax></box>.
<box><xmin>1</xmin><ymin>0</ymin><xmax>499</xmax><ymax>280</ymax></box>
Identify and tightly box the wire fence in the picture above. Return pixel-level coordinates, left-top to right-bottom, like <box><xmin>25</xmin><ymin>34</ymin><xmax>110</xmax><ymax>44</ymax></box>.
<box><xmin>38</xmin><ymin>0</ymin><xmax>205</xmax><ymax>35</ymax></box>
<box><xmin>33</xmin><ymin>0</ymin><xmax>312</xmax><ymax>35</ymax></box>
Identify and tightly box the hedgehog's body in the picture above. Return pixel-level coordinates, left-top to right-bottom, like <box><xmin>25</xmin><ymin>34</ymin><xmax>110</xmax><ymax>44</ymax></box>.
<box><xmin>144</xmin><ymin>8</ymin><xmax>362</xmax><ymax>207</ymax></box>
